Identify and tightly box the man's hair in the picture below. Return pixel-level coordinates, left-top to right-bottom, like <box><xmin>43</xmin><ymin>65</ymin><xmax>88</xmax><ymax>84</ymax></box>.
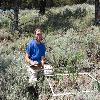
<box><xmin>34</xmin><ymin>28</ymin><xmax>42</xmax><ymax>34</ymax></box>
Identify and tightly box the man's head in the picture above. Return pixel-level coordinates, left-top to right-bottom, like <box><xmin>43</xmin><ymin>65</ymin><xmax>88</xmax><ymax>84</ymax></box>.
<box><xmin>34</xmin><ymin>28</ymin><xmax>43</xmax><ymax>43</ymax></box>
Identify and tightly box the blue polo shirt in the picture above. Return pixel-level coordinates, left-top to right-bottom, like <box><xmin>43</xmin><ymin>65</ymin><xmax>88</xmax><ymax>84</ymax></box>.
<box><xmin>25</xmin><ymin>40</ymin><xmax>46</xmax><ymax>63</ymax></box>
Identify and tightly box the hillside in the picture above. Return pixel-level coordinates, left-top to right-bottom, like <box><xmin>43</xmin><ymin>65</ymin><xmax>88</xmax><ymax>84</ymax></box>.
<box><xmin>0</xmin><ymin>3</ymin><xmax>100</xmax><ymax>100</ymax></box>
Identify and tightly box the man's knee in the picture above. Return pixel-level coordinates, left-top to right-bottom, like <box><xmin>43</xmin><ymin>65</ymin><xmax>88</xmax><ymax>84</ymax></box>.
<box><xmin>27</xmin><ymin>66</ymin><xmax>38</xmax><ymax>84</ymax></box>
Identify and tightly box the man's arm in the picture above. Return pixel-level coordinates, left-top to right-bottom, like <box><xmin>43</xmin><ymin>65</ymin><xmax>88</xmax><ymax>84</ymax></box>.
<box><xmin>41</xmin><ymin>56</ymin><xmax>46</xmax><ymax>66</ymax></box>
<box><xmin>24</xmin><ymin>53</ymin><xmax>39</xmax><ymax>66</ymax></box>
<box><xmin>24</xmin><ymin>53</ymin><xmax>31</xmax><ymax>64</ymax></box>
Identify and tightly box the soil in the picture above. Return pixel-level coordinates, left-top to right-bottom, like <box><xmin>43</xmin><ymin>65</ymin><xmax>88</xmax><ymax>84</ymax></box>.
<box><xmin>41</xmin><ymin>64</ymin><xmax>100</xmax><ymax>100</ymax></box>
<box><xmin>49</xmin><ymin>74</ymin><xmax>95</xmax><ymax>94</ymax></box>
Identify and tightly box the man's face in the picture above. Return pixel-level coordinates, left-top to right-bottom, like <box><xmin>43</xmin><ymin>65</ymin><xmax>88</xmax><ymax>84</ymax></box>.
<box><xmin>35</xmin><ymin>29</ymin><xmax>43</xmax><ymax>42</ymax></box>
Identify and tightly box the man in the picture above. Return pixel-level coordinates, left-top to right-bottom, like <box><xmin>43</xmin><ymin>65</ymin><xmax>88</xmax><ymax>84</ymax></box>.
<box><xmin>24</xmin><ymin>28</ymin><xmax>46</xmax><ymax>98</ymax></box>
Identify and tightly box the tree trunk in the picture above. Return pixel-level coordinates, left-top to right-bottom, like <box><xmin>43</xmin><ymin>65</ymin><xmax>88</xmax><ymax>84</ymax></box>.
<box><xmin>13</xmin><ymin>0</ymin><xmax>19</xmax><ymax>31</ymax></box>
<box><xmin>13</xmin><ymin>7</ymin><xmax>19</xmax><ymax>31</ymax></box>
<box><xmin>95</xmin><ymin>0</ymin><xmax>99</xmax><ymax>25</ymax></box>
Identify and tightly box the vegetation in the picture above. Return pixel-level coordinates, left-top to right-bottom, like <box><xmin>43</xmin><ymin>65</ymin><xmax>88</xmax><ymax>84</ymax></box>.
<box><xmin>0</xmin><ymin>0</ymin><xmax>87</xmax><ymax>9</ymax></box>
<box><xmin>0</xmin><ymin>0</ymin><xmax>88</xmax><ymax>32</ymax></box>
<box><xmin>0</xmin><ymin>3</ymin><xmax>100</xmax><ymax>100</ymax></box>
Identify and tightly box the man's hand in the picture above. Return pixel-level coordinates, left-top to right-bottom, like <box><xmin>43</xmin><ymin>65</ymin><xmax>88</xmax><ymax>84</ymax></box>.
<box><xmin>41</xmin><ymin>56</ymin><xmax>46</xmax><ymax>66</ymax></box>
<box><xmin>30</xmin><ymin>60</ymin><xmax>38</xmax><ymax>66</ymax></box>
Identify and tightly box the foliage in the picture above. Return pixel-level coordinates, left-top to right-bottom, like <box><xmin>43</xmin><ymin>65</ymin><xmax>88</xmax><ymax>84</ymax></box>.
<box><xmin>53</xmin><ymin>0</ymin><xmax>87</xmax><ymax>6</ymax></box>
<box><xmin>0</xmin><ymin>4</ymin><xmax>95</xmax><ymax>34</ymax></box>
<box><xmin>0</xmin><ymin>51</ymin><xmax>29</xmax><ymax>100</ymax></box>
<box><xmin>0</xmin><ymin>0</ymin><xmax>87</xmax><ymax>10</ymax></box>
<box><xmin>97</xmin><ymin>81</ymin><xmax>100</xmax><ymax>92</ymax></box>
<box><xmin>45</xmin><ymin>25</ymin><xmax>100</xmax><ymax>70</ymax></box>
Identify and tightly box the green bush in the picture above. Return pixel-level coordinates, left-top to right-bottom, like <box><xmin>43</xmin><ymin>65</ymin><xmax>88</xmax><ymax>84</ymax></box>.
<box><xmin>0</xmin><ymin>17</ymin><xmax>10</xmax><ymax>28</ymax></box>
<box><xmin>53</xmin><ymin>0</ymin><xmax>87</xmax><ymax>6</ymax></box>
<box><xmin>0</xmin><ymin>3</ymin><xmax>94</xmax><ymax>38</ymax></box>
<box><xmin>0</xmin><ymin>51</ymin><xmax>29</xmax><ymax>100</ymax></box>
<box><xmin>45</xmin><ymin>26</ymin><xmax>100</xmax><ymax>70</ymax></box>
<box><xmin>0</xmin><ymin>4</ymin><xmax>94</xmax><ymax>34</ymax></box>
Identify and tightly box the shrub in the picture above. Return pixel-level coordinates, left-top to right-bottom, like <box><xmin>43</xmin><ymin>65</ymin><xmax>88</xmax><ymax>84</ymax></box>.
<box><xmin>45</xmin><ymin>25</ymin><xmax>100</xmax><ymax>70</ymax></box>
<box><xmin>52</xmin><ymin>0</ymin><xmax>87</xmax><ymax>6</ymax></box>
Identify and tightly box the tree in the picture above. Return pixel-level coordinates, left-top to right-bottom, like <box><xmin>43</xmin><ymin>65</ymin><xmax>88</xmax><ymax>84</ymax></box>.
<box><xmin>13</xmin><ymin>0</ymin><xmax>19</xmax><ymax>31</ymax></box>
<box><xmin>0</xmin><ymin>0</ymin><xmax>47</xmax><ymax>32</ymax></box>
<box><xmin>39</xmin><ymin>0</ymin><xmax>46</xmax><ymax>15</ymax></box>
<box><xmin>0</xmin><ymin>0</ymin><xmax>19</xmax><ymax>31</ymax></box>
<box><xmin>95</xmin><ymin>0</ymin><xmax>100</xmax><ymax>25</ymax></box>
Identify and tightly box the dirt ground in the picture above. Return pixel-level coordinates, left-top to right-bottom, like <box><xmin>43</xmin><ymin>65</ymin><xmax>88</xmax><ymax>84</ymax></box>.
<box><xmin>38</xmin><ymin>63</ymin><xmax>100</xmax><ymax>100</ymax></box>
